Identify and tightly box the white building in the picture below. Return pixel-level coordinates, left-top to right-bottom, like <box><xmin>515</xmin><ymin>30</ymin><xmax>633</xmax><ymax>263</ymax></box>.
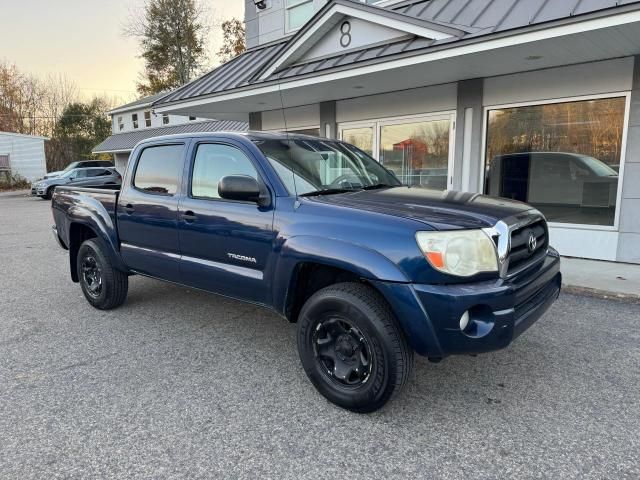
<box><xmin>0</xmin><ymin>132</ymin><xmax>47</xmax><ymax>182</ymax></box>
<box><xmin>93</xmin><ymin>92</ymin><xmax>247</xmax><ymax>172</ymax></box>
<box><xmin>148</xmin><ymin>0</ymin><xmax>640</xmax><ymax>264</ymax></box>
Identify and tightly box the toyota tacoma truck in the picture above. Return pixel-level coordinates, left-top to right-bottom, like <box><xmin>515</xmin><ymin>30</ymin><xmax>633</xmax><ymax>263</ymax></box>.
<box><xmin>51</xmin><ymin>132</ymin><xmax>561</xmax><ymax>413</ymax></box>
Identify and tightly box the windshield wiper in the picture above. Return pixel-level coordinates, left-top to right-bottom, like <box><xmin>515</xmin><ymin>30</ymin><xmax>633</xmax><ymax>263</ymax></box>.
<box><xmin>299</xmin><ymin>188</ymin><xmax>355</xmax><ymax>197</ymax></box>
<box><xmin>362</xmin><ymin>183</ymin><xmax>395</xmax><ymax>190</ymax></box>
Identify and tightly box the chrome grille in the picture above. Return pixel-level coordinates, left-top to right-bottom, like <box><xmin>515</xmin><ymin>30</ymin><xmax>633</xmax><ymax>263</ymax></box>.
<box><xmin>484</xmin><ymin>211</ymin><xmax>549</xmax><ymax>279</ymax></box>
<box><xmin>507</xmin><ymin>219</ymin><xmax>548</xmax><ymax>274</ymax></box>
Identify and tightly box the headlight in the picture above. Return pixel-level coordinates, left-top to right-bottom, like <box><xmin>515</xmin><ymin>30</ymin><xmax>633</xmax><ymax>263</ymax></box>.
<box><xmin>416</xmin><ymin>230</ymin><xmax>498</xmax><ymax>277</ymax></box>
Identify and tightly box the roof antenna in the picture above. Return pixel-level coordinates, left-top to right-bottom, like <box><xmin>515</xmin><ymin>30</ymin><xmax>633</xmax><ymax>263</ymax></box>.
<box><xmin>276</xmin><ymin>71</ymin><xmax>300</xmax><ymax>203</ymax></box>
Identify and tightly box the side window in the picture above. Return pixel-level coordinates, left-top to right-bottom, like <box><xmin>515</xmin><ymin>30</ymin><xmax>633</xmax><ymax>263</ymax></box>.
<box><xmin>191</xmin><ymin>144</ymin><xmax>258</xmax><ymax>200</ymax></box>
<box><xmin>134</xmin><ymin>144</ymin><xmax>184</xmax><ymax>195</ymax></box>
<box><xmin>74</xmin><ymin>170</ymin><xmax>88</xmax><ymax>179</ymax></box>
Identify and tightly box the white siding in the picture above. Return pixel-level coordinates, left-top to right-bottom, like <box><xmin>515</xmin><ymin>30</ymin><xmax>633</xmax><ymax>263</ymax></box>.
<box><xmin>336</xmin><ymin>83</ymin><xmax>458</xmax><ymax>123</ymax></box>
<box><xmin>483</xmin><ymin>57</ymin><xmax>634</xmax><ymax>107</ymax></box>
<box><xmin>262</xmin><ymin>104</ymin><xmax>320</xmax><ymax>131</ymax></box>
<box><xmin>113</xmin><ymin>152</ymin><xmax>130</xmax><ymax>174</ymax></box>
<box><xmin>0</xmin><ymin>133</ymin><xmax>47</xmax><ymax>182</ymax></box>
<box><xmin>113</xmin><ymin>109</ymin><xmax>203</xmax><ymax>134</ymax></box>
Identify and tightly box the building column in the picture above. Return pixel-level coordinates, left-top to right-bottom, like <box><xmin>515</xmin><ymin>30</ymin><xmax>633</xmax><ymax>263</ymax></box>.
<box><xmin>453</xmin><ymin>79</ymin><xmax>484</xmax><ymax>192</ymax></box>
<box><xmin>617</xmin><ymin>55</ymin><xmax>640</xmax><ymax>263</ymax></box>
<box><xmin>320</xmin><ymin>101</ymin><xmax>337</xmax><ymax>139</ymax></box>
<box><xmin>249</xmin><ymin>112</ymin><xmax>262</xmax><ymax>131</ymax></box>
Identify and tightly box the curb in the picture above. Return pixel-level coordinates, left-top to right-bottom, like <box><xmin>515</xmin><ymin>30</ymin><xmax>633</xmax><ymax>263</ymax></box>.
<box><xmin>562</xmin><ymin>284</ymin><xmax>640</xmax><ymax>304</ymax></box>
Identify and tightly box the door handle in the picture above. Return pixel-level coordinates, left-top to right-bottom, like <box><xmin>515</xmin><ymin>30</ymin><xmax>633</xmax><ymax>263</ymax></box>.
<box><xmin>182</xmin><ymin>210</ymin><xmax>197</xmax><ymax>223</ymax></box>
<box><xmin>124</xmin><ymin>203</ymin><xmax>135</xmax><ymax>214</ymax></box>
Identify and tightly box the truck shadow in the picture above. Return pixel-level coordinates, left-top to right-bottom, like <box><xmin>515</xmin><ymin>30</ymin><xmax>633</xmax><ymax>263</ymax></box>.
<box><xmin>121</xmin><ymin>276</ymin><xmax>571</xmax><ymax>419</ymax></box>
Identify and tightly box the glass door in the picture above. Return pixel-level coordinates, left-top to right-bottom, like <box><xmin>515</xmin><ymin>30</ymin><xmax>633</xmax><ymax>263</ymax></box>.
<box><xmin>379</xmin><ymin>115</ymin><xmax>454</xmax><ymax>190</ymax></box>
<box><xmin>340</xmin><ymin>114</ymin><xmax>455</xmax><ymax>190</ymax></box>
<box><xmin>341</xmin><ymin>125</ymin><xmax>375</xmax><ymax>157</ymax></box>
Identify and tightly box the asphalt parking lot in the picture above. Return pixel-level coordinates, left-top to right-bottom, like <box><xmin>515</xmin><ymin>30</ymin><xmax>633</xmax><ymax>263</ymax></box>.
<box><xmin>0</xmin><ymin>192</ymin><xmax>638</xmax><ymax>479</ymax></box>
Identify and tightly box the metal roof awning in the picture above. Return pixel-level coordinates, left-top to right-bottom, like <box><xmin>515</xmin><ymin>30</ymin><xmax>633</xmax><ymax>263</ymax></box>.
<box><xmin>153</xmin><ymin>0</ymin><xmax>640</xmax><ymax>121</ymax></box>
<box><xmin>92</xmin><ymin>120</ymin><xmax>248</xmax><ymax>154</ymax></box>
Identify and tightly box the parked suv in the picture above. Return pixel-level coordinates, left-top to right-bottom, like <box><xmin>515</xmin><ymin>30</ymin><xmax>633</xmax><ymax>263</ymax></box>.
<box><xmin>44</xmin><ymin>160</ymin><xmax>114</xmax><ymax>179</ymax></box>
<box><xmin>33</xmin><ymin>167</ymin><xmax>121</xmax><ymax>199</ymax></box>
<box><xmin>51</xmin><ymin>132</ymin><xmax>561</xmax><ymax>412</ymax></box>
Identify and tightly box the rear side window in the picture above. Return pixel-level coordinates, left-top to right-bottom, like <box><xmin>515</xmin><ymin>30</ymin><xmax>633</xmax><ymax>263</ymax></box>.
<box><xmin>134</xmin><ymin>144</ymin><xmax>184</xmax><ymax>195</ymax></box>
<box><xmin>191</xmin><ymin>144</ymin><xmax>258</xmax><ymax>199</ymax></box>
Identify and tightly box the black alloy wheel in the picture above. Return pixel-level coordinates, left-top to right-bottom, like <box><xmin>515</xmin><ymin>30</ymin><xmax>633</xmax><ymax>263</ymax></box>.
<box><xmin>313</xmin><ymin>317</ymin><xmax>373</xmax><ymax>387</ymax></box>
<box><xmin>81</xmin><ymin>254</ymin><xmax>103</xmax><ymax>299</ymax></box>
<box><xmin>297</xmin><ymin>282</ymin><xmax>413</xmax><ymax>413</ymax></box>
<box><xmin>77</xmin><ymin>238</ymin><xmax>128</xmax><ymax>310</ymax></box>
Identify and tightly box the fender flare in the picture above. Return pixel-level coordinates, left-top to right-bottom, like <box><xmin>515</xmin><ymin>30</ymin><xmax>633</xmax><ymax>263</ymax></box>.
<box><xmin>271</xmin><ymin>235</ymin><xmax>409</xmax><ymax>315</ymax></box>
<box><xmin>66</xmin><ymin>201</ymin><xmax>127</xmax><ymax>280</ymax></box>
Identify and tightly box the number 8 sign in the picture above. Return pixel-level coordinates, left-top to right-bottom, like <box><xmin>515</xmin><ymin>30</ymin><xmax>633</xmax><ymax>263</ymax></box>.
<box><xmin>340</xmin><ymin>21</ymin><xmax>352</xmax><ymax>48</ymax></box>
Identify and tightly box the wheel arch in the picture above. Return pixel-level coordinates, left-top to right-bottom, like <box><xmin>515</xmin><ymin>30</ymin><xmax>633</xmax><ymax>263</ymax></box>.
<box><xmin>67</xmin><ymin>219</ymin><xmax>126</xmax><ymax>282</ymax></box>
<box><xmin>272</xmin><ymin>236</ymin><xmax>409</xmax><ymax>323</ymax></box>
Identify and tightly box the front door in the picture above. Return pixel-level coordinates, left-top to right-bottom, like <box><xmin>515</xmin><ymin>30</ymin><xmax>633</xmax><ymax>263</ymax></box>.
<box><xmin>117</xmin><ymin>143</ymin><xmax>187</xmax><ymax>282</ymax></box>
<box><xmin>340</xmin><ymin>114</ymin><xmax>456</xmax><ymax>190</ymax></box>
<box><xmin>178</xmin><ymin>141</ymin><xmax>275</xmax><ymax>305</ymax></box>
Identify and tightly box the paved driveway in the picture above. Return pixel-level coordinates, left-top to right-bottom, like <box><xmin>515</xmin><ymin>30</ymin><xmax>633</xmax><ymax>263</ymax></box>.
<box><xmin>0</xmin><ymin>193</ymin><xmax>638</xmax><ymax>479</ymax></box>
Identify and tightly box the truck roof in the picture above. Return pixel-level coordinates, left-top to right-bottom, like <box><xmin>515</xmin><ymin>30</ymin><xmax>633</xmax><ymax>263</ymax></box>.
<box><xmin>133</xmin><ymin>131</ymin><xmax>331</xmax><ymax>148</ymax></box>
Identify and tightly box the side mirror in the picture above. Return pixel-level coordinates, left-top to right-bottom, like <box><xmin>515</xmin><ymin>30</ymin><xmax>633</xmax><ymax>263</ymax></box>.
<box><xmin>219</xmin><ymin>175</ymin><xmax>263</xmax><ymax>204</ymax></box>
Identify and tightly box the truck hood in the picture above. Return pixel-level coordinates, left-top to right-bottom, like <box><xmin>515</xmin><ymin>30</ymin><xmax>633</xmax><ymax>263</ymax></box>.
<box><xmin>307</xmin><ymin>187</ymin><xmax>535</xmax><ymax>230</ymax></box>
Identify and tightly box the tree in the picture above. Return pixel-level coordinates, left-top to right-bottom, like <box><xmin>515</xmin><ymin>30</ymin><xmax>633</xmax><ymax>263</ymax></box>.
<box><xmin>218</xmin><ymin>18</ymin><xmax>246</xmax><ymax>64</ymax></box>
<box><xmin>52</xmin><ymin>98</ymin><xmax>112</xmax><ymax>166</ymax></box>
<box><xmin>0</xmin><ymin>62</ymin><xmax>45</xmax><ymax>135</ymax></box>
<box><xmin>125</xmin><ymin>0</ymin><xmax>209</xmax><ymax>96</ymax></box>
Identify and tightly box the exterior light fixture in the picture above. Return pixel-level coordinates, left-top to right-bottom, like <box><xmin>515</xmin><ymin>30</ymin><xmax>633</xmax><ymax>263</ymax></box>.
<box><xmin>254</xmin><ymin>0</ymin><xmax>268</xmax><ymax>10</ymax></box>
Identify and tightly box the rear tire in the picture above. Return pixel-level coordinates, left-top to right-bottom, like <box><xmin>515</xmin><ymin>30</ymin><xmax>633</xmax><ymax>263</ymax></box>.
<box><xmin>297</xmin><ymin>282</ymin><xmax>413</xmax><ymax>413</ymax></box>
<box><xmin>77</xmin><ymin>238</ymin><xmax>128</xmax><ymax>310</ymax></box>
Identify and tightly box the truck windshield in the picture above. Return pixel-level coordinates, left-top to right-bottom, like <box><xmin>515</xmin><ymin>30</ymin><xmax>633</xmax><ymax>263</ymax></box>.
<box><xmin>254</xmin><ymin>138</ymin><xmax>401</xmax><ymax>196</ymax></box>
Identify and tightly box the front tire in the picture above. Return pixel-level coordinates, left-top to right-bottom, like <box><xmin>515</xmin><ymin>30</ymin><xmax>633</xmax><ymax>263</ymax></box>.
<box><xmin>43</xmin><ymin>187</ymin><xmax>54</xmax><ymax>200</ymax></box>
<box><xmin>297</xmin><ymin>282</ymin><xmax>413</xmax><ymax>413</ymax></box>
<box><xmin>77</xmin><ymin>238</ymin><xmax>128</xmax><ymax>310</ymax></box>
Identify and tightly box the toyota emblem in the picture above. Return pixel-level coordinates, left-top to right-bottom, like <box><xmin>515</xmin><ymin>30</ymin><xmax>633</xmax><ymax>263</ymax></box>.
<box><xmin>528</xmin><ymin>233</ymin><xmax>538</xmax><ymax>253</ymax></box>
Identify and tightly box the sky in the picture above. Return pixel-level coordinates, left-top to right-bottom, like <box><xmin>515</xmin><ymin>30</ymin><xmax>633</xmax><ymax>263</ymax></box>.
<box><xmin>0</xmin><ymin>0</ymin><xmax>245</xmax><ymax>104</ymax></box>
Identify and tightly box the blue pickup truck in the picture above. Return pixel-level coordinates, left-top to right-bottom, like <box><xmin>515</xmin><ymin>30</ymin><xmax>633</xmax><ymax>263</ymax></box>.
<box><xmin>51</xmin><ymin>132</ymin><xmax>561</xmax><ymax>412</ymax></box>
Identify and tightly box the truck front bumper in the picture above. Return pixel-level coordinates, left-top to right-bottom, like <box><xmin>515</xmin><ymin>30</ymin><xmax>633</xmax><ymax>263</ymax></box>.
<box><xmin>372</xmin><ymin>249</ymin><xmax>561</xmax><ymax>358</ymax></box>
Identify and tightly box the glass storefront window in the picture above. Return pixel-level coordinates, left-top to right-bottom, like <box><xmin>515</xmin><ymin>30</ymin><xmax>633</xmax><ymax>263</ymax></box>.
<box><xmin>485</xmin><ymin>97</ymin><xmax>626</xmax><ymax>226</ymax></box>
<box><xmin>379</xmin><ymin>119</ymin><xmax>451</xmax><ymax>189</ymax></box>
<box><xmin>342</xmin><ymin>127</ymin><xmax>374</xmax><ymax>157</ymax></box>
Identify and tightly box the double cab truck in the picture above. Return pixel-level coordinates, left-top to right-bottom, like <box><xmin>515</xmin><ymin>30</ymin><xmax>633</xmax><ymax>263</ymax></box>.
<box><xmin>51</xmin><ymin>132</ymin><xmax>561</xmax><ymax>412</ymax></box>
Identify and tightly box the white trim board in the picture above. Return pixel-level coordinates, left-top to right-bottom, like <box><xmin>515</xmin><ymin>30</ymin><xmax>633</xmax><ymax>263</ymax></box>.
<box><xmin>261</xmin><ymin>1</ymin><xmax>458</xmax><ymax>79</ymax></box>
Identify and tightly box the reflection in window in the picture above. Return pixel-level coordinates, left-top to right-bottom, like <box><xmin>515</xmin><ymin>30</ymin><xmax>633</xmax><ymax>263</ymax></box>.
<box><xmin>134</xmin><ymin>145</ymin><xmax>184</xmax><ymax>194</ymax></box>
<box><xmin>380</xmin><ymin>120</ymin><xmax>451</xmax><ymax>189</ymax></box>
<box><xmin>191</xmin><ymin>144</ymin><xmax>258</xmax><ymax>199</ymax></box>
<box><xmin>485</xmin><ymin>97</ymin><xmax>625</xmax><ymax>226</ymax></box>
<box><xmin>342</xmin><ymin>127</ymin><xmax>374</xmax><ymax>157</ymax></box>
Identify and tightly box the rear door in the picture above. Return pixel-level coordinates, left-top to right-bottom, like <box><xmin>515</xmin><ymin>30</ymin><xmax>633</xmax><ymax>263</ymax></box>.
<box><xmin>117</xmin><ymin>142</ymin><xmax>187</xmax><ymax>282</ymax></box>
<box><xmin>178</xmin><ymin>140</ymin><xmax>276</xmax><ymax>304</ymax></box>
